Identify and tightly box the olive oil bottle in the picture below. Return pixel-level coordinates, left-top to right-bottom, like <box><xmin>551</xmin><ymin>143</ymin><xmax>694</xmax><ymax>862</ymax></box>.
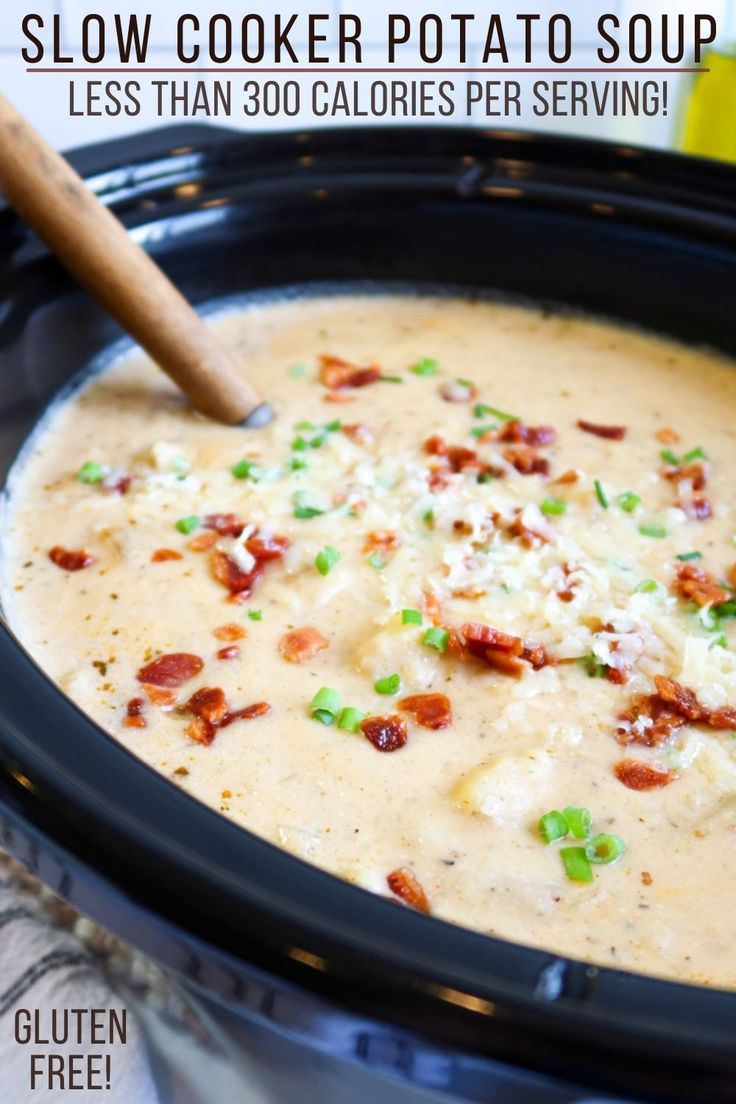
<box><xmin>680</xmin><ymin>6</ymin><xmax>736</xmax><ymax>162</ymax></box>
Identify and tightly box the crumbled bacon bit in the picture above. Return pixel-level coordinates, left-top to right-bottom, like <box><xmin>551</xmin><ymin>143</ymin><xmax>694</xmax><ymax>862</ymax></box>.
<box><xmin>656</xmin><ymin>427</ymin><xmax>680</xmax><ymax>444</ymax></box>
<box><xmin>204</xmin><ymin>513</ymin><xmax>245</xmax><ymax>537</ymax></box>
<box><xmin>641</xmin><ymin>870</ymin><xmax>653</xmax><ymax>885</ymax></box>
<box><xmin>49</xmin><ymin>546</ymin><xmax>96</xmax><ymax>572</ymax></box>
<box><xmin>439</xmin><ymin>379</ymin><xmax>477</xmax><ymax>403</ymax></box>
<box><xmin>617</xmin><ymin>674</ymin><xmax>736</xmax><ymax>751</ymax></box>
<box><xmin>103</xmin><ymin>473</ymin><xmax>133</xmax><ymax>495</ymax></box>
<box><xmin>186</xmin><ymin>718</ymin><xmax>217</xmax><ymax>746</ymax></box>
<box><xmin>217</xmin><ymin>645</ymin><xmax>240</xmax><ymax>660</ymax></box>
<box><xmin>502</xmin><ymin>444</ymin><xmax>549</xmax><ymax>476</ymax></box>
<box><xmin>211</xmin><ymin>549</ymin><xmax>264</xmax><ymax>599</ymax></box>
<box><xmin>361</xmin><ymin>714</ymin><xmax>408</xmax><ymax>752</ymax></box>
<box><xmin>151</xmin><ymin>548</ymin><xmax>183</xmax><ymax>563</ymax></box>
<box><xmin>187</xmin><ymin>686</ymin><xmax>228</xmax><ymax>725</ymax></box>
<box><xmin>123</xmin><ymin>697</ymin><xmax>147</xmax><ymax>729</ymax></box>
<box><xmin>399</xmin><ymin>693</ymin><xmax>452</xmax><ymax>730</ymax></box>
<box><xmin>245</xmin><ymin>533</ymin><xmax>290</xmax><ymax>561</ymax></box>
<box><xmin>708</xmin><ymin>706</ymin><xmax>736</xmax><ymax>729</ymax></box>
<box><xmin>188</xmin><ymin>531</ymin><xmax>218</xmax><ymax>552</ymax></box>
<box><xmin>497</xmin><ymin>421</ymin><xmax>557</xmax><ymax>447</ymax></box>
<box><xmin>662</xmin><ymin>462</ymin><xmax>708</xmax><ymax>492</ymax></box>
<box><xmin>342</xmin><ymin>423</ymin><xmax>374</xmax><ymax>445</ymax></box>
<box><xmin>213</xmin><ymin>623</ymin><xmax>246</xmax><ymax>642</ymax></box>
<box><xmin>460</xmin><ymin>622</ymin><xmax>549</xmax><ymax>676</ymax></box>
<box><xmin>556</xmin><ymin>562</ymin><xmax>582</xmax><ymax>604</ymax></box>
<box><xmin>137</xmin><ymin>653</ymin><xmax>204</xmax><ymax>688</ymax></box>
<box><xmin>323</xmin><ymin>391</ymin><xmax>355</xmax><ymax>404</ymax></box>
<box><xmin>142</xmin><ymin>683</ymin><xmax>178</xmax><ymax>709</ymax></box>
<box><xmin>386</xmin><ymin>867</ymin><xmax>430</xmax><ymax>913</ymax></box>
<box><xmin>363</xmin><ymin>530</ymin><xmax>400</xmax><ymax>555</ymax></box>
<box><xmin>428</xmin><ymin>469</ymin><xmax>450</xmax><ymax>492</ymax></box>
<box><xmin>653</xmin><ymin>674</ymin><xmax>705</xmax><ymax>722</ymax></box>
<box><xmin>552</xmin><ymin>468</ymin><xmax>580</xmax><ymax>485</ymax></box>
<box><xmin>319</xmin><ymin>354</ymin><xmax>381</xmax><ymax>390</ymax></box>
<box><xmin>278</xmin><ymin>627</ymin><xmax>329</xmax><ymax>663</ymax></box>
<box><xmin>424</xmin><ymin>436</ymin><xmax>479</xmax><ymax>474</ymax></box>
<box><xmin>220</xmin><ymin>701</ymin><xmax>271</xmax><ymax>726</ymax></box>
<box><xmin>614</xmin><ymin>760</ymin><xmax>677</xmax><ymax>791</ymax></box>
<box><xmin>672</xmin><ymin>563</ymin><xmax>730</xmax><ymax>608</ymax></box>
<box><xmin>576</xmin><ymin>419</ymin><xmax>627</xmax><ymax>440</ymax></box>
<box><xmin>422</xmin><ymin>589</ymin><xmax>443</xmax><ymax>625</ymax></box>
<box><xmin>508</xmin><ymin>504</ymin><xmax>555</xmax><ymax>547</ymax></box>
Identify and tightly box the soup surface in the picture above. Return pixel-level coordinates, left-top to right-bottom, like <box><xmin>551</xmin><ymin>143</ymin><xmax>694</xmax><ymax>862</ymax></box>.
<box><xmin>5</xmin><ymin>294</ymin><xmax>736</xmax><ymax>988</ymax></box>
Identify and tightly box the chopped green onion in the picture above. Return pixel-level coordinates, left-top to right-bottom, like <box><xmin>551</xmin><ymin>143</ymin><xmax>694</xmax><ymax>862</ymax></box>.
<box><xmin>380</xmin><ymin>375</ymin><xmax>403</xmax><ymax>384</ymax></box>
<box><xmin>676</xmin><ymin>551</ymin><xmax>703</xmax><ymax>562</ymax></box>
<box><xmin>456</xmin><ymin>377</ymin><xmax>474</xmax><ymax>388</ymax></box>
<box><xmin>476</xmin><ymin>471</ymin><xmax>495</xmax><ymax>484</ymax></box>
<box><xmin>698</xmin><ymin>606</ymin><xmax>719</xmax><ymax>631</ymax></box>
<box><xmin>309</xmin><ymin>687</ymin><xmax>340</xmax><ymax>725</ymax></box>
<box><xmin>175</xmin><ymin>515</ymin><xmax>200</xmax><ymax>535</ymax></box>
<box><xmin>292</xmin><ymin>436</ymin><xmax>309</xmax><ymax>451</ymax></box>
<box><xmin>293</xmin><ymin>491</ymin><xmax>324</xmax><ymax>519</ymax></box>
<box><xmin>560</xmin><ymin>846</ymin><xmax>594</xmax><ymax>883</ymax></box>
<box><xmin>616</xmin><ymin>491</ymin><xmax>641</xmax><ymax>514</ymax></box>
<box><xmin>716</xmin><ymin>600</ymin><xmax>736</xmax><ymax>619</ymax></box>
<box><xmin>683</xmin><ymin>445</ymin><xmax>707</xmax><ymax>462</ymax></box>
<box><xmin>422</xmin><ymin>508</ymin><xmax>435</xmax><ymax>526</ymax></box>
<box><xmin>309</xmin><ymin>433</ymin><xmax>327</xmax><ymax>449</ymax></box>
<box><xmin>563</xmin><ymin>806</ymin><xmax>592</xmax><ymax>840</ymax></box>
<box><xmin>539</xmin><ymin>810</ymin><xmax>568</xmax><ymax>844</ymax></box>
<box><xmin>401</xmin><ymin>608</ymin><xmax>423</xmax><ymax>625</ymax></box>
<box><xmin>636</xmin><ymin>578</ymin><xmax>660</xmax><ymax>593</ymax></box>
<box><xmin>231</xmin><ymin>459</ymin><xmax>255</xmax><ymax>479</ymax></box>
<box><xmin>288</xmin><ymin>364</ymin><xmax>307</xmax><ymax>378</ymax></box>
<box><xmin>76</xmin><ymin>461</ymin><xmax>105</xmax><ymax>484</ymax></box>
<box><xmin>585</xmin><ymin>834</ymin><xmax>627</xmax><ymax>865</ymax></box>
<box><xmin>294</xmin><ymin>420</ymin><xmax>315</xmax><ymax>431</ymax></box>
<box><xmin>470</xmin><ymin>423</ymin><xmax>499</xmax><ymax>438</ymax></box>
<box><xmin>422</xmin><ymin>627</ymin><xmax>449</xmax><ymax>653</ymax></box>
<box><xmin>324</xmin><ymin>419</ymin><xmax>341</xmax><ymax>433</ymax></box>
<box><xmin>660</xmin><ymin>448</ymin><xmax>680</xmax><ymax>466</ymax></box>
<box><xmin>375</xmin><ymin>673</ymin><xmax>400</xmax><ymax>695</ymax></box>
<box><xmin>579</xmin><ymin>654</ymin><xmax>607</xmax><ymax>678</ymax></box>
<box><xmin>594</xmin><ymin>479</ymin><xmax>609</xmax><ymax>509</ymax></box>
<box><xmin>540</xmin><ymin>497</ymin><xmax>567</xmax><ymax>517</ymax></box>
<box><xmin>710</xmin><ymin>632</ymin><xmax>729</xmax><ymax>650</ymax></box>
<box><xmin>367</xmin><ymin>552</ymin><xmax>386</xmax><ymax>569</ymax></box>
<box><xmin>337</xmin><ymin>706</ymin><xmax>366</xmax><ymax>732</ymax></box>
<box><xmin>639</xmin><ymin>524</ymin><xmax>667</xmax><ymax>539</ymax></box>
<box><xmin>247</xmin><ymin>610</ymin><xmax>262</xmax><ymax>621</ymax></box>
<box><xmin>315</xmin><ymin>545</ymin><xmax>340</xmax><ymax>576</ymax></box>
<box><xmin>411</xmin><ymin>357</ymin><xmax>439</xmax><ymax>377</ymax></box>
<box><xmin>475</xmin><ymin>403</ymin><xmax>516</xmax><ymax>421</ymax></box>
<box><xmin>289</xmin><ymin>456</ymin><xmax>308</xmax><ymax>471</ymax></box>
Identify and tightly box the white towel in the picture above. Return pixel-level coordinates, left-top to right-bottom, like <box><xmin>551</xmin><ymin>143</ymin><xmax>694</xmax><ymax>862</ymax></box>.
<box><xmin>0</xmin><ymin>877</ymin><xmax>159</xmax><ymax>1104</ymax></box>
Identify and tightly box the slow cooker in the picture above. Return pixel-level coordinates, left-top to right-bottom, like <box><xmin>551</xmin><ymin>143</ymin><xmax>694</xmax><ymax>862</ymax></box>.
<box><xmin>1</xmin><ymin>125</ymin><xmax>735</xmax><ymax>1103</ymax></box>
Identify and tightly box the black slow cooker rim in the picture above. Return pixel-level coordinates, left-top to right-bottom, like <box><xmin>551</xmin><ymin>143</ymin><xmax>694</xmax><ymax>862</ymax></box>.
<box><xmin>1</xmin><ymin>123</ymin><xmax>736</xmax><ymax>1095</ymax></box>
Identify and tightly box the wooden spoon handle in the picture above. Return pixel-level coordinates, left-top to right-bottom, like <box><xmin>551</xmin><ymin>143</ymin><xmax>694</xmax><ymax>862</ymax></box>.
<box><xmin>0</xmin><ymin>95</ymin><xmax>264</xmax><ymax>425</ymax></box>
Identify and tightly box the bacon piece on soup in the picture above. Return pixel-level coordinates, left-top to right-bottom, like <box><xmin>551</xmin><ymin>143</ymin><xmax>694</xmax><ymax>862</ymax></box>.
<box><xmin>245</xmin><ymin>533</ymin><xmax>290</xmax><ymax>561</ymax></box>
<box><xmin>188</xmin><ymin>531</ymin><xmax>218</xmax><ymax>552</ymax></box>
<box><xmin>497</xmin><ymin>421</ymin><xmax>556</xmax><ymax>447</ymax></box>
<box><xmin>662</xmin><ymin>461</ymin><xmax>708</xmax><ymax>492</ymax></box>
<box><xmin>210</xmin><ymin>549</ymin><xmax>264</xmax><ymax>599</ymax></box>
<box><xmin>614</xmin><ymin>760</ymin><xmax>677</xmax><ymax>790</ymax></box>
<box><xmin>49</xmin><ymin>546</ymin><xmax>96</xmax><ymax>572</ymax></box>
<box><xmin>653</xmin><ymin>675</ymin><xmax>706</xmax><ymax>723</ymax></box>
<box><xmin>708</xmin><ymin>706</ymin><xmax>736</xmax><ymax>730</ymax></box>
<box><xmin>142</xmin><ymin>683</ymin><xmax>178</xmax><ymax>709</ymax></box>
<box><xmin>203</xmin><ymin>513</ymin><xmax>246</xmax><ymax>538</ymax></box>
<box><xmin>387</xmin><ymin>867</ymin><xmax>430</xmax><ymax>913</ymax></box>
<box><xmin>278</xmin><ymin>627</ymin><xmax>329</xmax><ymax>664</ymax></box>
<box><xmin>103</xmin><ymin>473</ymin><xmax>134</xmax><ymax>495</ymax></box>
<box><xmin>217</xmin><ymin>645</ymin><xmax>240</xmax><ymax>661</ymax></box>
<box><xmin>361</xmin><ymin>714</ymin><xmax>408</xmax><ymax>752</ymax></box>
<box><xmin>137</xmin><ymin>653</ymin><xmax>204</xmax><ymax>688</ymax></box>
<box><xmin>221</xmin><ymin>701</ymin><xmax>271</xmax><ymax>726</ymax></box>
<box><xmin>151</xmin><ymin>548</ymin><xmax>183</xmax><ymax>563</ymax></box>
<box><xmin>363</xmin><ymin>530</ymin><xmax>400</xmax><ymax>555</ymax></box>
<box><xmin>460</xmin><ymin>622</ymin><xmax>548</xmax><ymax>676</ymax></box>
<box><xmin>186</xmin><ymin>718</ymin><xmax>217</xmax><ymax>746</ymax></box>
<box><xmin>552</xmin><ymin>468</ymin><xmax>580</xmax><ymax>485</ymax></box>
<box><xmin>213</xmin><ymin>623</ymin><xmax>246</xmax><ymax>642</ymax></box>
<box><xmin>671</xmin><ymin>563</ymin><xmax>730</xmax><ymax>608</ymax></box>
<box><xmin>398</xmin><ymin>693</ymin><xmax>452</xmax><ymax>730</ymax></box>
<box><xmin>656</xmin><ymin>427</ymin><xmax>680</xmax><ymax>444</ymax></box>
<box><xmin>123</xmin><ymin>697</ymin><xmax>147</xmax><ymax>729</ymax></box>
<box><xmin>342</xmin><ymin>423</ymin><xmax>374</xmax><ymax>445</ymax></box>
<box><xmin>502</xmin><ymin>444</ymin><xmax>549</xmax><ymax>476</ymax></box>
<box><xmin>319</xmin><ymin>354</ymin><xmax>381</xmax><ymax>390</ymax></box>
<box><xmin>186</xmin><ymin>686</ymin><xmax>228</xmax><ymax>726</ymax></box>
<box><xmin>576</xmin><ymin>419</ymin><xmax>627</xmax><ymax>440</ymax></box>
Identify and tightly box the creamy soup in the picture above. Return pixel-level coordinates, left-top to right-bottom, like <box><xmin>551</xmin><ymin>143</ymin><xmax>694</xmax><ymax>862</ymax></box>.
<box><xmin>5</xmin><ymin>293</ymin><xmax>736</xmax><ymax>988</ymax></box>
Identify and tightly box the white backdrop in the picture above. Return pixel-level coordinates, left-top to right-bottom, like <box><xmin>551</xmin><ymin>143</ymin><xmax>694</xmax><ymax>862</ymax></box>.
<box><xmin>0</xmin><ymin>0</ymin><xmax>729</xmax><ymax>151</ymax></box>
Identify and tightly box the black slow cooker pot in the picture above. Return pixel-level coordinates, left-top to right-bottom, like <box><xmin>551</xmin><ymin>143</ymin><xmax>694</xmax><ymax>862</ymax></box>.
<box><xmin>1</xmin><ymin>126</ymin><xmax>735</xmax><ymax>1104</ymax></box>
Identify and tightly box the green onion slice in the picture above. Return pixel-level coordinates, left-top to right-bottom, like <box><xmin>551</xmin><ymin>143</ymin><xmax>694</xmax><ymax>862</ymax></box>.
<box><xmin>77</xmin><ymin>461</ymin><xmax>105</xmax><ymax>484</ymax></box>
<box><xmin>367</xmin><ymin>552</ymin><xmax>386</xmax><ymax>569</ymax></box>
<box><xmin>175</xmin><ymin>515</ymin><xmax>200</xmax><ymax>535</ymax></box>
<box><xmin>231</xmin><ymin>459</ymin><xmax>255</xmax><ymax>479</ymax></box>
<box><xmin>677</xmin><ymin>551</ymin><xmax>703</xmax><ymax>562</ymax></box>
<box><xmin>293</xmin><ymin>492</ymin><xmax>324</xmax><ymax>519</ymax></box>
<box><xmin>411</xmin><ymin>357</ymin><xmax>439</xmax><ymax>377</ymax></box>
<box><xmin>594</xmin><ymin>479</ymin><xmax>609</xmax><ymax>509</ymax></box>
<box><xmin>639</xmin><ymin>524</ymin><xmax>667</xmax><ymax>539</ymax></box>
<box><xmin>585</xmin><ymin>834</ymin><xmax>627</xmax><ymax>865</ymax></box>
<box><xmin>539</xmin><ymin>810</ymin><xmax>568</xmax><ymax>844</ymax></box>
<box><xmin>616</xmin><ymin>491</ymin><xmax>641</xmax><ymax>514</ymax></box>
<box><xmin>540</xmin><ymin>497</ymin><xmax>567</xmax><ymax>517</ymax></box>
<box><xmin>560</xmin><ymin>846</ymin><xmax>594</xmax><ymax>883</ymax></box>
<box><xmin>636</xmin><ymin>578</ymin><xmax>660</xmax><ymax>593</ymax></box>
<box><xmin>660</xmin><ymin>448</ymin><xmax>680</xmax><ymax>465</ymax></box>
<box><xmin>337</xmin><ymin>706</ymin><xmax>366</xmax><ymax>732</ymax></box>
<box><xmin>422</xmin><ymin>627</ymin><xmax>449</xmax><ymax>653</ymax></box>
<box><xmin>248</xmin><ymin>610</ymin><xmax>262</xmax><ymax>621</ymax></box>
<box><xmin>309</xmin><ymin>687</ymin><xmax>340</xmax><ymax>725</ymax></box>
<box><xmin>475</xmin><ymin>403</ymin><xmax>517</xmax><ymax>421</ymax></box>
<box><xmin>374</xmin><ymin>673</ymin><xmax>400</xmax><ymax>695</ymax></box>
<box><xmin>401</xmin><ymin>608</ymin><xmax>423</xmax><ymax>625</ymax></box>
<box><xmin>315</xmin><ymin>546</ymin><xmax>340</xmax><ymax>576</ymax></box>
<box><xmin>683</xmin><ymin>445</ymin><xmax>707</xmax><ymax>462</ymax></box>
<box><xmin>563</xmin><ymin>806</ymin><xmax>592</xmax><ymax>839</ymax></box>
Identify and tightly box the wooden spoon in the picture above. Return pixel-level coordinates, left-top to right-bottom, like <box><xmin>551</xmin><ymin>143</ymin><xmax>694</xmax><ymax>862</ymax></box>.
<box><xmin>0</xmin><ymin>94</ymin><xmax>271</xmax><ymax>426</ymax></box>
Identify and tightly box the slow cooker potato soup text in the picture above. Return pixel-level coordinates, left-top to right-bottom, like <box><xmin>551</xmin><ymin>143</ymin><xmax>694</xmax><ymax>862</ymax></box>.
<box><xmin>6</xmin><ymin>294</ymin><xmax>736</xmax><ymax>987</ymax></box>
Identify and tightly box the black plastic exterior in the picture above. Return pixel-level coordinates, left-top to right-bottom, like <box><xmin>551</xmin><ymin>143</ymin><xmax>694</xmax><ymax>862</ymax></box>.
<box><xmin>1</xmin><ymin>125</ymin><xmax>735</xmax><ymax>1103</ymax></box>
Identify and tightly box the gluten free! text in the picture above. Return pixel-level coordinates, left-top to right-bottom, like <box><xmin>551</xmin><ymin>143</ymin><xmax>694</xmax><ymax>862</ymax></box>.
<box><xmin>13</xmin><ymin>1007</ymin><xmax>127</xmax><ymax>1092</ymax></box>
